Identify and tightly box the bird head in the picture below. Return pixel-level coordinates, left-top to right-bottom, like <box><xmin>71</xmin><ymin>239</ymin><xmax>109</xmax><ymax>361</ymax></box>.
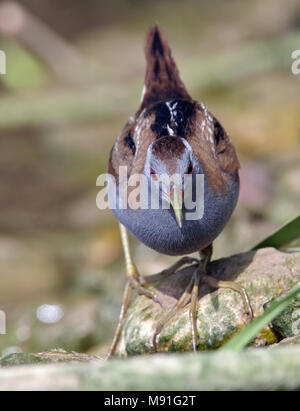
<box><xmin>144</xmin><ymin>133</ymin><xmax>203</xmax><ymax>228</ymax></box>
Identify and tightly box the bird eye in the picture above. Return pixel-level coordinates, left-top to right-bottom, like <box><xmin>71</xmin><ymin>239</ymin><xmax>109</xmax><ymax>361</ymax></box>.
<box><xmin>150</xmin><ymin>168</ymin><xmax>158</xmax><ymax>180</ymax></box>
<box><xmin>187</xmin><ymin>162</ymin><xmax>193</xmax><ymax>174</ymax></box>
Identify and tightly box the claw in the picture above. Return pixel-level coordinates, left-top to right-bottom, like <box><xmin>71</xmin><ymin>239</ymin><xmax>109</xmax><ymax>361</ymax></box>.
<box><xmin>152</xmin><ymin>324</ymin><xmax>163</xmax><ymax>351</ymax></box>
<box><xmin>241</xmin><ymin>287</ymin><xmax>253</xmax><ymax>320</ymax></box>
<box><xmin>129</xmin><ymin>276</ymin><xmax>164</xmax><ymax>308</ymax></box>
<box><xmin>153</xmin><ymin>294</ymin><xmax>164</xmax><ymax>308</ymax></box>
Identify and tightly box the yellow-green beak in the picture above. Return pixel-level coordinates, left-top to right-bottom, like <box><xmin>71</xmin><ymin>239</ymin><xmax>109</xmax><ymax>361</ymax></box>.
<box><xmin>169</xmin><ymin>188</ymin><xmax>183</xmax><ymax>228</ymax></box>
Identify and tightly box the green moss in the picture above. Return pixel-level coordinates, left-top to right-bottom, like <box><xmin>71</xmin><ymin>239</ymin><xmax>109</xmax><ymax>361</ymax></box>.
<box><xmin>1</xmin><ymin>353</ymin><xmax>45</xmax><ymax>367</ymax></box>
<box><xmin>159</xmin><ymin>333</ymin><xmax>173</xmax><ymax>346</ymax></box>
<box><xmin>0</xmin><ymin>351</ymin><xmax>96</xmax><ymax>367</ymax></box>
<box><xmin>271</xmin><ymin>296</ymin><xmax>300</xmax><ymax>338</ymax></box>
<box><xmin>141</xmin><ymin>304</ymin><xmax>152</xmax><ymax>313</ymax></box>
<box><xmin>167</xmin><ymin>334</ymin><xmax>192</xmax><ymax>352</ymax></box>
<box><xmin>257</xmin><ymin>326</ymin><xmax>279</xmax><ymax>345</ymax></box>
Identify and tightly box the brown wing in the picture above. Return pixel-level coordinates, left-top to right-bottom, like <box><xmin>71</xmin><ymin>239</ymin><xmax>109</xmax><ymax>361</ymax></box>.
<box><xmin>187</xmin><ymin>102</ymin><xmax>240</xmax><ymax>194</ymax></box>
<box><xmin>108</xmin><ymin>111</ymin><xmax>157</xmax><ymax>180</ymax></box>
<box><xmin>108</xmin><ymin>117</ymin><xmax>136</xmax><ymax>180</ymax></box>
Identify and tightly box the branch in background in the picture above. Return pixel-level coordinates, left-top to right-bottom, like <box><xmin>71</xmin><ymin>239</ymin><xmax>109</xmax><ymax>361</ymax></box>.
<box><xmin>0</xmin><ymin>1</ymin><xmax>90</xmax><ymax>84</ymax></box>
<box><xmin>0</xmin><ymin>29</ymin><xmax>299</xmax><ymax>128</ymax></box>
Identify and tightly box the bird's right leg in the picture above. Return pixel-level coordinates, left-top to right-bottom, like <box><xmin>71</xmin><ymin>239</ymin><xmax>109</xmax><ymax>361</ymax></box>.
<box><xmin>106</xmin><ymin>225</ymin><xmax>200</xmax><ymax>359</ymax></box>
<box><xmin>106</xmin><ymin>223</ymin><xmax>163</xmax><ymax>359</ymax></box>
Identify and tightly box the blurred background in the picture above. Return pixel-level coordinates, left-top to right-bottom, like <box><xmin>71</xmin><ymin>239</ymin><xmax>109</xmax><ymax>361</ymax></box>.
<box><xmin>0</xmin><ymin>0</ymin><xmax>299</xmax><ymax>358</ymax></box>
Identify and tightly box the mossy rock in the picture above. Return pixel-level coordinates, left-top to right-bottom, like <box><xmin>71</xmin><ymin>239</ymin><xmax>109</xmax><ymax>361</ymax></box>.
<box><xmin>270</xmin><ymin>293</ymin><xmax>300</xmax><ymax>338</ymax></box>
<box><xmin>117</xmin><ymin>248</ymin><xmax>300</xmax><ymax>356</ymax></box>
<box><xmin>272</xmin><ymin>335</ymin><xmax>300</xmax><ymax>347</ymax></box>
<box><xmin>0</xmin><ymin>349</ymin><xmax>100</xmax><ymax>368</ymax></box>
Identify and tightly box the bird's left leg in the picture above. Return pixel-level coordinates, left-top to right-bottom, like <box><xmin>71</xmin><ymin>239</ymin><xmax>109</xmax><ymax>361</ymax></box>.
<box><xmin>151</xmin><ymin>244</ymin><xmax>253</xmax><ymax>353</ymax></box>
<box><xmin>187</xmin><ymin>244</ymin><xmax>213</xmax><ymax>352</ymax></box>
<box><xmin>188</xmin><ymin>244</ymin><xmax>253</xmax><ymax>351</ymax></box>
<box><xmin>200</xmin><ymin>244</ymin><xmax>253</xmax><ymax>321</ymax></box>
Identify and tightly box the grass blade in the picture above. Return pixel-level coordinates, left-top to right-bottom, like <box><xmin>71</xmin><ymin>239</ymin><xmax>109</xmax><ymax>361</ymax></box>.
<box><xmin>221</xmin><ymin>282</ymin><xmax>300</xmax><ymax>351</ymax></box>
<box><xmin>252</xmin><ymin>215</ymin><xmax>300</xmax><ymax>250</ymax></box>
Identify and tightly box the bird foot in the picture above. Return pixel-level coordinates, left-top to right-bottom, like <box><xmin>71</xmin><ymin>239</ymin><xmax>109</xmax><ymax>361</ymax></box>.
<box><xmin>151</xmin><ymin>264</ymin><xmax>201</xmax><ymax>352</ymax></box>
<box><xmin>106</xmin><ymin>271</ymin><xmax>166</xmax><ymax>360</ymax></box>
<box><xmin>106</xmin><ymin>256</ymin><xmax>199</xmax><ymax>359</ymax></box>
<box><xmin>128</xmin><ymin>274</ymin><xmax>164</xmax><ymax>308</ymax></box>
<box><xmin>107</xmin><ymin>255</ymin><xmax>253</xmax><ymax>358</ymax></box>
<box><xmin>151</xmin><ymin>258</ymin><xmax>253</xmax><ymax>353</ymax></box>
<box><xmin>143</xmin><ymin>256</ymin><xmax>199</xmax><ymax>284</ymax></box>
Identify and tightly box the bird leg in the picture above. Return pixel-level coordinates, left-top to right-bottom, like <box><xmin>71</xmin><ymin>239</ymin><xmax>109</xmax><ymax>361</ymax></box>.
<box><xmin>106</xmin><ymin>223</ymin><xmax>163</xmax><ymax>359</ymax></box>
<box><xmin>151</xmin><ymin>246</ymin><xmax>212</xmax><ymax>352</ymax></box>
<box><xmin>105</xmin><ymin>279</ymin><xmax>132</xmax><ymax>360</ymax></box>
<box><xmin>151</xmin><ymin>246</ymin><xmax>214</xmax><ymax>352</ymax></box>
<box><xmin>189</xmin><ymin>244</ymin><xmax>253</xmax><ymax>351</ymax></box>
<box><xmin>107</xmin><ymin>233</ymin><xmax>253</xmax><ymax>358</ymax></box>
<box><xmin>106</xmin><ymin>225</ymin><xmax>199</xmax><ymax>359</ymax></box>
<box><xmin>152</xmin><ymin>264</ymin><xmax>199</xmax><ymax>351</ymax></box>
<box><xmin>202</xmin><ymin>276</ymin><xmax>253</xmax><ymax>320</ymax></box>
<box><xmin>141</xmin><ymin>256</ymin><xmax>199</xmax><ymax>284</ymax></box>
<box><xmin>189</xmin><ymin>267</ymin><xmax>201</xmax><ymax>351</ymax></box>
<box><xmin>151</xmin><ymin>256</ymin><xmax>205</xmax><ymax>352</ymax></box>
<box><xmin>200</xmin><ymin>244</ymin><xmax>253</xmax><ymax>321</ymax></box>
<box><xmin>152</xmin><ymin>244</ymin><xmax>253</xmax><ymax>352</ymax></box>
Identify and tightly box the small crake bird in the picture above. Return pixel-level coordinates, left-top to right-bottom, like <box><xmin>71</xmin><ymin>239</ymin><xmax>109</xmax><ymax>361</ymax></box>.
<box><xmin>106</xmin><ymin>26</ymin><xmax>252</xmax><ymax>358</ymax></box>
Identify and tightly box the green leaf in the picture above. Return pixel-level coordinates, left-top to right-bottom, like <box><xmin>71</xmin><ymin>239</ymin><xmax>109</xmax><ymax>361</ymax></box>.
<box><xmin>221</xmin><ymin>282</ymin><xmax>300</xmax><ymax>351</ymax></box>
<box><xmin>252</xmin><ymin>215</ymin><xmax>300</xmax><ymax>250</ymax></box>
